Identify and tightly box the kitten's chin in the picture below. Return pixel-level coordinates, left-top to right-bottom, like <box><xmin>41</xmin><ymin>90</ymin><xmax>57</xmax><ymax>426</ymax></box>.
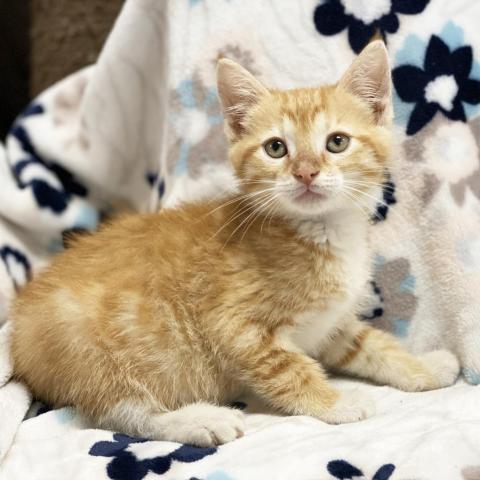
<box><xmin>278</xmin><ymin>190</ymin><xmax>362</xmax><ymax>219</ymax></box>
<box><xmin>277</xmin><ymin>182</ymin><xmax>385</xmax><ymax>219</ymax></box>
<box><xmin>278</xmin><ymin>194</ymin><xmax>338</xmax><ymax>218</ymax></box>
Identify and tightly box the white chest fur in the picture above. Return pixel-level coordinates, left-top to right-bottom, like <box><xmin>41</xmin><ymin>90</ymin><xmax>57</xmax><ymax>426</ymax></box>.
<box><xmin>281</xmin><ymin>211</ymin><xmax>370</xmax><ymax>356</ymax></box>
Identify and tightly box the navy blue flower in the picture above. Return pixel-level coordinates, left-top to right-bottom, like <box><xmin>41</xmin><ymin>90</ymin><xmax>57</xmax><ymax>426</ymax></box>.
<box><xmin>145</xmin><ymin>171</ymin><xmax>166</xmax><ymax>198</ymax></box>
<box><xmin>17</xmin><ymin>102</ymin><xmax>45</xmax><ymax>119</ymax></box>
<box><xmin>35</xmin><ymin>403</ymin><xmax>53</xmax><ymax>416</ymax></box>
<box><xmin>393</xmin><ymin>35</ymin><xmax>480</xmax><ymax>135</ymax></box>
<box><xmin>9</xmin><ymin>109</ymin><xmax>88</xmax><ymax>214</ymax></box>
<box><xmin>360</xmin><ymin>280</ymin><xmax>384</xmax><ymax>321</ymax></box>
<box><xmin>145</xmin><ymin>172</ymin><xmax>158</xmax><ymax>187</ymax></box>
<box><xmin>327</xmin><ymin>460</ymin><xmax>395</xmax><ymax>480</ymax></box>
<box><xmin>373</xmin><ymin>177</ymin><xmax>396</xmax><ymax>223</ymax></box>
<box><xmin>0</xmin><ymin>245</ymin><xmax>31</xmax><ymax>290</ymax></box>
<box><xmin>89</xmin><ymin>433</ymin><xmax>217</xmax><ymax>480</ymax></box>
<box><xmin>228</xmin><ymin>401</ymin><xmax>247</xmax><ymax>410</ymax></box>
<box><xmin>314</xmin><ymin>0</ymin><xmax>430</xmax><ymax>53</ymax></box>
<box><xmin>373</xmin><ymin>464</ymin><xmax>396</xmax><ymax>480</ymax></box>
<box><xmin>328</xmin><ymin>460</ymin><xmax>363</xmax><ymax>479</ymax></box>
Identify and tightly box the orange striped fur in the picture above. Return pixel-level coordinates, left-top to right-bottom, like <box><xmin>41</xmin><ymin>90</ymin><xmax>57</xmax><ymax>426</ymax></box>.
<box><xmin>10</xmin><ymin>42</ymin><xmax>459</xmax><ymax>447</ymax></box>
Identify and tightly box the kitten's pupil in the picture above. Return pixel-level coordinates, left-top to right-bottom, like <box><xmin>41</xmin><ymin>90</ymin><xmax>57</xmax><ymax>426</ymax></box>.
<box><xmin>333</xmin><ymin>136</ymin><xmax>342</xmax><ymax>146</ymax></box>
<box><xmin>272</xmin><ymin>141</ymin><xmax>282</xmax><ymax>151</ymax></box>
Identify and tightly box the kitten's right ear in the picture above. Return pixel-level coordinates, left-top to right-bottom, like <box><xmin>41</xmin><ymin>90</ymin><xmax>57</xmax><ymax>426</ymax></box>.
<box><xmin>217</xmin><ymin>59</ymin><xmax>269</xmax><ymax>138</ymax></box>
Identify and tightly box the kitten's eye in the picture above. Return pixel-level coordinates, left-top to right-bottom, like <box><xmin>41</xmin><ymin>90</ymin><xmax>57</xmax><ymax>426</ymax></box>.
<box><xmin>326</xmin><ymin>133</ymin><xmax>350</xmax><ymax>153</ymax></box>
<box><xmin>264</xmin><ymin>138</ymin><xmax>288</xmax><ymax>158</ymax></box>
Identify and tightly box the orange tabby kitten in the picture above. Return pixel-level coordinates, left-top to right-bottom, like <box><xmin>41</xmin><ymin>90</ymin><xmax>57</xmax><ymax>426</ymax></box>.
<box><xmin>11</xmin><ymin>42</ymin><xmax>459</xmax><ymax>447</ymax></box>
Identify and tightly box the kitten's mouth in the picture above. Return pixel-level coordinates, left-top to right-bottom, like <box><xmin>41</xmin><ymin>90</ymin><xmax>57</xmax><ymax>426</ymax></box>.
<box><xmin>293</xmin><ymin>188</ymin><xmax>327</xmax><ymax>202</ymax></box>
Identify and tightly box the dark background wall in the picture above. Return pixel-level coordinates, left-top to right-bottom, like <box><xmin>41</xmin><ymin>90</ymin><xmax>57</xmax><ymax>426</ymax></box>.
<box><xmin>0</xmin><ymin>1</ymin><xmax>30</xmax><ymax>139</ymax></box>
<box><xmin>0</xmin><ymin>0</ymin><xmax>123</xmax><ymax>139</ymax></box>
<box><xmin>31</xmin><ymin>0</ymin><xmax>123</xmax><ymax>96</ymax></box>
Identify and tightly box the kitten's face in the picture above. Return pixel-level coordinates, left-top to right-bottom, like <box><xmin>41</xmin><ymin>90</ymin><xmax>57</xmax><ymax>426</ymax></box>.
<box><xmin>229</xmin><ymin>88</ymin><xmax>391</xmax><ymax>217</ymax></box>
<box><xmin>218</xmin><ymin>41</ymin><xmax>392</xmax><ymax>218</ymax></box>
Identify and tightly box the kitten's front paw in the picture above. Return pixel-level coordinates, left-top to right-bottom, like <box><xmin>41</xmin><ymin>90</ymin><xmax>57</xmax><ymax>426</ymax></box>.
<box><xmin>157</xmin><ymin>403</ymin><xmax>245</xmax><ymax>447</ymax></box>
<box><xmin>420</xmin><ymin>349</ymin><xmax>460</xmax><ymax>389</ymax></box>
<box><xmin>319</xmin><ymin>390</ymin><xmax>375</xmax><ymax>424</ymax></box>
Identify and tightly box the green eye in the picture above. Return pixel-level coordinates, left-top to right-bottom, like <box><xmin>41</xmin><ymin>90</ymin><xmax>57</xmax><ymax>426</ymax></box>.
<box><xmin>326</xmin><ymin>133</ymin><xmax>350</xmax><ymax>153</ymax></box>
<box><xmin>264</xmin><ymin>138</ymin><xmax>288</xmax><ymax>158</ymax></box>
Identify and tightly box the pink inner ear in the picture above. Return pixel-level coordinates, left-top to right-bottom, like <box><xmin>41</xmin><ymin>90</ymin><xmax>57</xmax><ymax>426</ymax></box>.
<box><xmin>337</xmin><ymin>41</ymin><xmax>392</xmax><ymax>124</ymax></box>
<box><xmin>217</xmin><ymin>59</ymin><xmax>269</xmax><ymax>137</ymax></box>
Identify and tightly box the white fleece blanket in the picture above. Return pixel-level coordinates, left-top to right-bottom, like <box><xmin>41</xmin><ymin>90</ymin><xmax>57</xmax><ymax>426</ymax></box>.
<box><xmin>1</xmin><ymin>0</ymin><xmax>480</xmax><ymax>477</ymax></box>
<box><xmin>1</xmin><ymin>379</ymin><xmax>480</xmax><ymax>480</ymax></box>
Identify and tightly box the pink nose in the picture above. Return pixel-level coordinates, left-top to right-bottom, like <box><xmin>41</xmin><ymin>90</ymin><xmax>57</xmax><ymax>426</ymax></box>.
<box><xmin>293</xmin><ymin>169</ymin><xmax>319</xmax><ymax>186</ymax></box>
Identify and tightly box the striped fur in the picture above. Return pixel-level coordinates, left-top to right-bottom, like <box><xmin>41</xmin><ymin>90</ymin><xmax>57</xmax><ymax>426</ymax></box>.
<box><xmin>10</xmin><ymin>42</ymin><xmax>459</xmax><ymax>447</ymax></box>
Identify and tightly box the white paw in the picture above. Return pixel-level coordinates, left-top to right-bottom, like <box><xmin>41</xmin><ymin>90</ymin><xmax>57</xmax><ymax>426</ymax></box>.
<box><xmin>155</xmin><ymin>403</ymin><xmax>245</xmax><ymax>447</ymax></box>
<box><xmin>319</xmin><ymin>390</ymin><xmax>375</xmax><ymax>424</ymax></box>
<box><xmin>420</xmin><ymin>349</ymin><xmax>460</xmax><ymax>389</ymax></box>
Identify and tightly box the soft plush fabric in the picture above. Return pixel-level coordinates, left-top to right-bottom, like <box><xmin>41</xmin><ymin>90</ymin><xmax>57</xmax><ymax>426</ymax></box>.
<box><xmin>2</xmin><ymin>379</ymin><xmax>480</xmax><ymax>479</ymax></box>
<box><xmin>0</xmin><ymin>323</ymin><xmax>30</xmax><ymax>462</ymax></box>
<box><xmin>1</xmin><ymin>0</ymin><xmax>480</xmax><ymax>476</ymax></box>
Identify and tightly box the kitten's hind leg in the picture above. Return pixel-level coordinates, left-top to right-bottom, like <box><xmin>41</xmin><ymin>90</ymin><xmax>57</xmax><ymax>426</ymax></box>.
<box><xmin>96</xmin><ymin>401</ymin><xmax>245</xmax><ymax>447</ymax></box>
<box><xmin>320</xmin><ymin>317</ymin><xmax>460</xmax><ymax>391</ymax></box>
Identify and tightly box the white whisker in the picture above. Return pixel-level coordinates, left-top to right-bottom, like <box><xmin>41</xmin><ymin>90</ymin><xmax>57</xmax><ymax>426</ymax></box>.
<box><xmin>209</xmin><ymin>198</ymin><xmax>262</xmax><ymax>240</ymax></box>
<box><xmin>260</xmin><ymin>197</ymin><xmax>280</xmax><ymax>233</ymax></box>
<box><xmin>203</xmin><ymin>187</ymin><xmax>278</xmax><ymax>219</ymax></box>
<box><xmin>340</xmin><ymin>190</ymin><xmax>377</xmax><ymax>221</ymax></box>
<box><xmin>237</xmin><ymin>194</ymin><xmax>278</xmax><ymax>243</ymax></box>
<box><xmin>343</xmin><ymin>185</ymin><xmax>401</xmax><ymax>222</ymax></box>
<box><xmin>242</xmin><ymin>195</ymin><xmax>279</xmax><ymax>240</ymax></box>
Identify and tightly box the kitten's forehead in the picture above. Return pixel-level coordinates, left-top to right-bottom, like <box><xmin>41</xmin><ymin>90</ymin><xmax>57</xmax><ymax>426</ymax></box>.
<box><xmin>274</xmin><ymin>89</ymin><xmax>338</xmax><ymax>156</ymax></box>
<box><xmin>277</xmin><ymin>88</ymin><xmax>328</xmax><ymax>128</ymax></box>
<box><xmin>273</xmin><ymin>86</ymin><xmax>362</xmax><ymax>132</ymax></box>
<box><xmin>311</xmin><ymin>113</ymin><xmax>329</xmax><ymax>155</ymax></box>
<box><xmin>280</xmin><ymin>112</ymin><xmax>329</xmax><ymax>157</ymax></box>
<box><xmin>282</xmin><ymin>116</ymin><xmax>298</xmax><ymax>157</ymax></box>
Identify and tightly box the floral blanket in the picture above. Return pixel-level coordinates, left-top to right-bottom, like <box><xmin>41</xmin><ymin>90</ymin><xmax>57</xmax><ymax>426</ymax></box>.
<box><xmin>2</xmin><ymin>379</ymin><xmax>480</xmax><ymax>480</ymax></box>
<box><xmin>1</xmin><ymin>0</ymin><xmax>480</xmax><ymax>477</ymax></box>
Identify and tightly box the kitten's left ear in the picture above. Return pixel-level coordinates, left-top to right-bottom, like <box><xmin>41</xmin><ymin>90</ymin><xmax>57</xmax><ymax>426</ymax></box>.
<box><xmin>337</xmin><ymin>41</ymin><xmax>392</xmax><ymax>125</ymax></box>
<box><xmin>217</xmin><ymin>59</ymin><xmax>269</xmax><ymax>138</ymax></box>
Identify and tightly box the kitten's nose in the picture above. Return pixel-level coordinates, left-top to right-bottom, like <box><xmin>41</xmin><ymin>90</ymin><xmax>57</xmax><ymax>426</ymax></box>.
<box><xmin>293</xmin><ymin>168</ymin><xmax>319</xmax><ymax>186</ymax></box>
